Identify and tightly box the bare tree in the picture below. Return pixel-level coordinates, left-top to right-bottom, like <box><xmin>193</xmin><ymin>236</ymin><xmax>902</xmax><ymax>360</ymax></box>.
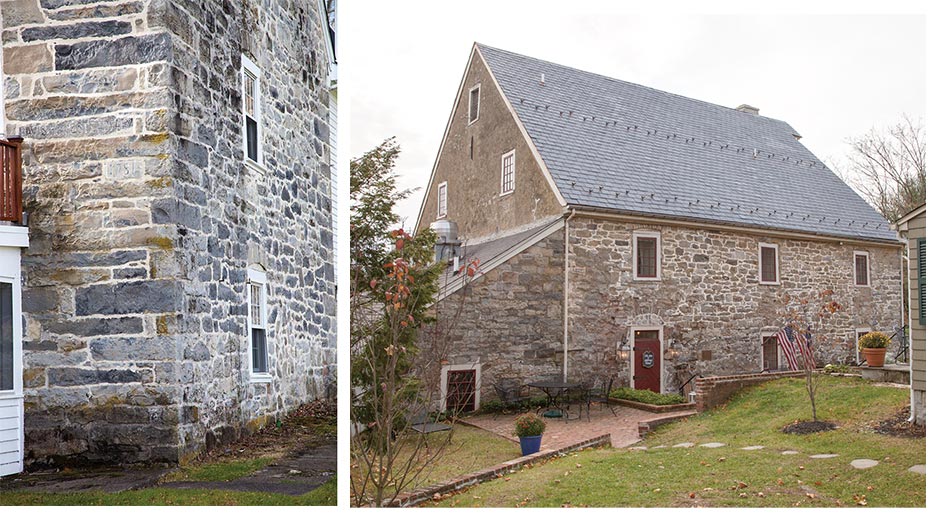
<box><xmin>839</xmin><ymin>115</ymin><xmax>925</xmax><ymax>222</ymax></box>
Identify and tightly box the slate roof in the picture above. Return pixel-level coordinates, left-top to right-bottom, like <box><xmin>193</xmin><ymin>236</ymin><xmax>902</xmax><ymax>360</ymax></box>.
<box><xmin>476</xmin><ymin>44</ymin><xmax>897</xmax><ymax>243</ymax></box>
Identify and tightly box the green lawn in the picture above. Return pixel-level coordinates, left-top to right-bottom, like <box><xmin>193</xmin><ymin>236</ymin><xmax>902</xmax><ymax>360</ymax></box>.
<box><xmin>0</xmin><ymin>477</ymin><xmax>337</xmax><ymax>506</ymax></box>
<box><xmin>352</xmin><ymin>423</ymin><xmax>519</xmax><ymax>505</ymax></box>
<box><xmin>435</xmin><ymin>376</ymin><xmax>925</xmax><ymax>507</ymax></box>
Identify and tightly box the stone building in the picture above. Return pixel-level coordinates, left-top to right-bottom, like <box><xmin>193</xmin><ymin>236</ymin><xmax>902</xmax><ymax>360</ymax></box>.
<box><xmin>895</xmin><ymin>204</ymin><xmax>925</xmax><ymax>425</ymax></box>
<box><xmin>417</xmin><ymin>44</ymin><xmax>903</xmax><ymax>410</ymax></box>
<box><xmin>1</xmin><ymin>0</ymin><xmax>336</xmax><ymax>471</ymax></box>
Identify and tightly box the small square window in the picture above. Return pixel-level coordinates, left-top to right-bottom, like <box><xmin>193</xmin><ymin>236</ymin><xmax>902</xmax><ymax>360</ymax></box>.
<box><xmin>437</xmin><ymin>182</ymin><xmax>448</xmax><ymax>219</ymax></box>
<box><xmin>759</xmin><ymin>244</ymin><xmax>779</xmax><ymax>284</ymax></box>
<box><xmin>854</xmin><ymin>251</ymin><xmax>869</xmax><ymax>287</ymax></box>
<box><xmin>501</xmin><ymin>150</ymin><xmax>515</xmax><ymax>195</ymax></box>
<box><xmin>468</xmin><ymin>84</ymin><xmax>480</xmax><ymax>124</ymax></box>
<box><xmin>633</xmin><ymin>232</ymin><xmax>661</xmax><ymax>280</ymax></box>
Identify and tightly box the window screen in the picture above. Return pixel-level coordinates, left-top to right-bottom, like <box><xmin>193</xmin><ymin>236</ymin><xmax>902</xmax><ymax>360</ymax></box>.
<box><xmin>636</xmin><ymin>237</ymin><xmax>658</xmax><ymax>278</ymax></box>
<box><xmin>855</xmin><ymin>254</ymin><xmax>869</xmax><ymax>286</ymax></box>
<box><xmin>760</xmin><ymin>246</ymin><xmax>777</xmax><ymax>283</ymax></box>
<box><xmin>1</xmin><ymin>282</ymin><xmax>13</xmax><ymax>391</ymax></box>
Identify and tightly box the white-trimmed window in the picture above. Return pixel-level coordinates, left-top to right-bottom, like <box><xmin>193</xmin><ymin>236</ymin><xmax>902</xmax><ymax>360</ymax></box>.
<box><xmin>0</xmin><ymin>280</ymin><xmax>15</xmax><ymax>392</ymax></box>
<box><xmin>758</xmin><ymin>243</ymin><xmax>780</xmax><ymax>284</ymax></box>
<box><xmin>500</xmin><ymin>150</ymin><xmax>515</xmax><ymax>195</ymax></box>
<box><xmin>633</xmin><ymin>231</ymin><xmax>661</xmax><ymax>280</ymax></box>
<box><xmin>248</xmin><ymin>268</ymin><xmax>271</xmax><ymax>381</ymax></box>
<box><xmin>437</xmin><ymin>182</ymin><xmax>448</xmax><ymax>219</ymax></box>
<box><xmin>440</xmin><ymin>363</ymin><xmax>481</xmax><ymax>413</ymax></box>
<box><xmin>468</xmin><ymin>84</ymin><xmax>480</xmax><ymax>125</ymax></box>
<box><xmin>761</xmin><ymin>334</ymin><xmax>781</xmax><ymax>371</ymax></box>
<box><xmin>854</xmin><ymin>251</ymin><xmax>870</xmax><ymax>287</ymax></box>
<box><xmin>241</xmin><ymin>55</ymin><xmax>262</xmax><ymax>165</ymax></box>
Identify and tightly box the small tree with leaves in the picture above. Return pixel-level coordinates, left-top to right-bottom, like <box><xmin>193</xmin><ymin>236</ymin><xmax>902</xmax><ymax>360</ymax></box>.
<box><xmin>778</xmin><ymin>289</ymin><xmax>844</xmax><ymax>424</ymax></box>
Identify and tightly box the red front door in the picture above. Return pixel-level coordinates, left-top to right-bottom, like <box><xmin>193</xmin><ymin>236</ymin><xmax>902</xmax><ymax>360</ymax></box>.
<box><xmin>633</xmin><ymin>330</ymin><xmax>661</xmax><ymax>392</ymax></box>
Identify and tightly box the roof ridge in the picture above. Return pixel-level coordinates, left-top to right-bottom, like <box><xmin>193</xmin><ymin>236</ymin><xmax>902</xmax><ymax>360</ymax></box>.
<box><xmin>475</xmin><ymin>42</ymin><xmax>793</xmax><ymax>128</ymax></box>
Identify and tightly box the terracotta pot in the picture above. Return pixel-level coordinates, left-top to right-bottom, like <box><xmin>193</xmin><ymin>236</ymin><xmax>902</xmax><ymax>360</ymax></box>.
<box><xmin>862</xmin><ymin>347</ymin><xmax>886</xmax><ymax>367</ymax></box>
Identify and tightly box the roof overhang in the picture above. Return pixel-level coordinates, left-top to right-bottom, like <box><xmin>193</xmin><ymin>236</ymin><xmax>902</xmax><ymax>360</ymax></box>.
<box><xmin>895</xmin><ymin>203</ymin><xmax>926</xmax><ymax>232</ymax></box>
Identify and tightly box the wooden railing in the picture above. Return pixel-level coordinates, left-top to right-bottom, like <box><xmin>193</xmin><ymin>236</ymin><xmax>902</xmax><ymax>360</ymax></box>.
<box><xmin>0</xmin><ymin>137</ymin><xmax>23</xmax><ymax>224</ymax></box>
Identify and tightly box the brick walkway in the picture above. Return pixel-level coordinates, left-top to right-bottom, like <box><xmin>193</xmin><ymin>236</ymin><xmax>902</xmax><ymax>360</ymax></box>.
<box><xmin>462</xmin><ymin>403</ymin><xmax>696</xmax><ymax>449</ymax></box>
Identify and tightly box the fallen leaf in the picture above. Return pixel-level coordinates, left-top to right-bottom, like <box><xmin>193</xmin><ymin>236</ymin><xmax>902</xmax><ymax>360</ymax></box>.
<box><xmin>737</xmin><ymin>481</ymin><xmax>748</xmax><ymax>489</ymax></box>
<box><xmin>806</xmin><ymin>493</ymin><xmax>816</xmax><ymax>499</ymax></box>
<box><xmin>717</xmin><ymin>457</ymin><xmax>726</xmax><ymax>462</ymax></box>
<box><xmin>689</xmin><ymin>492</ymin><xmax>696</xmax><ymax>499</ymax></box>
<box><xmin>866</xmin><ymin>486</ymin><xmax>874</xmax><ymax>491</ymax></box>
<box><xmin>576</xmin><ymin>463</ymin><xmax>582</xmax><ymax>468</ymax></box>
<box><xmin>653</xmin><ymin>488</ymin><xmax>661</xmax><ymax>493</ymax></box>
<box><xmin>798</xmin><ymin>466</ymin><xmax>805</xmax><ymax>470</ymax></box>
<box><xmin>756</xmin><ymin>492</ymin><xmax>765</xmax><ymax>498</ymax></box>
<box><xmin>739</xmin><ymin>492</ymin><xmax>748</xmax><ymax>498</ymax></box>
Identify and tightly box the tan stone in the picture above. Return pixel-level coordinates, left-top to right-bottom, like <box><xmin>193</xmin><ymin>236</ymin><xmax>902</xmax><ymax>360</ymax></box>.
<box><xmin>3</xmin><ymin>43</ymin><xmax>53</xmax><ymax>74</ymax></box>
<box><xmin>0</xmin><ymin>0</ymin><xmax>45</xmax><ymax>28</ymax></box>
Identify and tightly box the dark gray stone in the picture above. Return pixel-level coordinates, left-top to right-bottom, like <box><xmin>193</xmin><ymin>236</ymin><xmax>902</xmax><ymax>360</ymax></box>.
<box><xmin>90</xmin><ymin>336</ymin><xmax>175</xmax><ymax>361</ymax></box>
<box><xmin>55</xmin><ymin>32</ymin><xmax>171</xmax><ymax>70</ymax></box>
<box><xmin>75</xmin><ymin>280</ymin><xmax>177</xmax><ymax>316</ymax></box>
<box><xmin>49</xmin><ymin>367</ymin><xmax>142</xmax><ymax>386</ymax></box>
<box><xmin>22</xmin><ymin>20</ymin><xmax>132</xmax><ymax>42</ymax></box>
<box><xmin>45</xmin><ymin>316</ymin><xmax>144</xmax><ymax>337</ymax></box>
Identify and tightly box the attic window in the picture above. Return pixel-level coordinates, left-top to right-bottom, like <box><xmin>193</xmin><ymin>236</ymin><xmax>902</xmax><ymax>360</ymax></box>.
<box><xmin>468</xmin><ymin>84</ymin><xmax>480</xmax><ymax>125</ymax></box>
<box><xmin>854</xmin><ymin>251</ymin><xmax>869</xmax><ymax>287</ymax></box>
<box><xmin>241</xmin><ymin>55</ymin><xmax>262</xmax><ymax>165</ymax></box>
<box><xmin>500</xmin><ymin>150</ymin><xmax>515</xmax><ymax>195</ymax></box>
<box><xmin>759</xmin><ymin>243</ymin><xmax>779</xmax><ymax>285</ymax></box>
<box><xmin>437</xmin><ymin>182</ymin><xmax>448</xmax><ymax>219</ymax></box>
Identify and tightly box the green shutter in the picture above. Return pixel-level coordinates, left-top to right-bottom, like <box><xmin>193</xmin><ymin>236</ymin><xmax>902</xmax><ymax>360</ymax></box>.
<box><xmin>919</xmin><ymin>238</ymin><xmax>925</xmax><ymax>326</ymax></box>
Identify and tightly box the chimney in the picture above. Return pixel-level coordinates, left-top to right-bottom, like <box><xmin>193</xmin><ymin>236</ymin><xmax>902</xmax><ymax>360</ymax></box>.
<box><xmin>736</xmin><ymin>104</ymin><xmax>759</xmax><ymax>115</ymax></box>
<box><xmin>429</xmin><ymin>219</ymin><xmax>462</xmax><ymax>265</ymax></box>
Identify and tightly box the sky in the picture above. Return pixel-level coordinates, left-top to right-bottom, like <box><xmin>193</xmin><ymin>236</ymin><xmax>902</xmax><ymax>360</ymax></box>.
<box><xmin>342</xmin><ymin>2</ymin><xmax>927</xmax><ymax>230</ymax></box>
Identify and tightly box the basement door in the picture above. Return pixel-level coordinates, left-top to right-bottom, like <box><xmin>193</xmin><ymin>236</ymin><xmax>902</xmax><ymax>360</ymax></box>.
<box><xmin>0</xmin><ymin>275</ymin><xmax>23</xmax><ymax>476</ymax></box>
<box><xmin>633</xmin><ymin>330</ymin><xmax>661</xmax><ymax>393</ymax></box>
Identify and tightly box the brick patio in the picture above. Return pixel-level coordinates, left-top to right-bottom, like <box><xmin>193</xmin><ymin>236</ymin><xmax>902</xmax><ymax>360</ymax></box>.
<box><xmin>461</xmin><ymin>403</ymin><xmax>697</xmax><ymax>449</ymax></box>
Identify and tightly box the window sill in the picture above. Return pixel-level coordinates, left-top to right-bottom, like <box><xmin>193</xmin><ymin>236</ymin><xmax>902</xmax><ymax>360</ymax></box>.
<box><xmin>633</xmin><ymin>276</ymin><xmax>661</xmax><ymax>282</ymax></box>
<box><xmin>244</xmin><ymin>158</ymin><xmax>269</xmax><ymax>174</ymax></box>
<box><xmin>499</xmin><ymin>190</ymin><xmax>514</xmax><ymax>197</ymax></box>
<box><xmin>759</xmin><ymin>280</ymin><xmax>781</xmax><ymax>286</ymax></box>
<box><xmin>855</xmin><ymin>284</ymin><xmax>871</xmax><ymax>288</ymax></box>
<box><xmin>249</xmin><ymin>373</ymin><xmax>273</xmax><ymax>384</ymax></box>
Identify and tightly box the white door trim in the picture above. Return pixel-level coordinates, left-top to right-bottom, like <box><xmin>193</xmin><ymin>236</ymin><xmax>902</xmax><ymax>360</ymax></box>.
<box><xmin>439</xmin><ymin>362</ymin><xmax>481</xmax><ymax>412</ymax></box>
<box><xmin>629</xmin><ymin>325</ymin><xmax>664</xmax><ymax>392</ymax></box>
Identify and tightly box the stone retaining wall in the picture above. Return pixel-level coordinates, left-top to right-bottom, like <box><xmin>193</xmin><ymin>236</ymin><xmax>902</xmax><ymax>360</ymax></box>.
<box><xmin>692</xmin><ymin>371</ymin><xmax>805</xmax><ymax>411</ymax></box>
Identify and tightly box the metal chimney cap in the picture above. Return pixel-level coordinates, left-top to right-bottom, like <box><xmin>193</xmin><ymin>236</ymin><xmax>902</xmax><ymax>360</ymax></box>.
<box><xmin>736</xmin><ymin>104</ymin><xmax>759</xmax><ymax>115</ymax></box>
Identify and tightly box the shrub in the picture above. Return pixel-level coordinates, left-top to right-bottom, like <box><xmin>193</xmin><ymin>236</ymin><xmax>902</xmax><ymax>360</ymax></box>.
<box><xmin>609</xmin><ymin>387</ymin><xmax>686</xmax><ymax>405</ymax></box>
<box><xmin>513</xmin><ymin>412</ymin><xmax>546</xmax><ymax>437</ymax></box>
<box><xmin>822</xmin><ymin>363</ymin><xmax>853</xmax><ymax>374</ymax></box>
<box><xmin>858</xmin><ymin>331</ymin><xmax>890</xmax><ymax>350</ymax></box>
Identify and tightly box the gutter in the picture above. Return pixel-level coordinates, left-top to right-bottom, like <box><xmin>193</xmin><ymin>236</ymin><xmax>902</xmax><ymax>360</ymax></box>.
<box><xmin>563</xmin><ymin>209</ymin><xmax>576</xmax><ymax>382</ymax></box>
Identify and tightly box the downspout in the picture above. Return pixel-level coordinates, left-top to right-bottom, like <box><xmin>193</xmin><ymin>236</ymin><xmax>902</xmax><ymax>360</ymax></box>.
<box><xmin>563</xmin><ymin>209</ymin><xmax>576</xmax><ymax>382</ymax></box>
<box><xmin>902</xmin><ymin>240</ymin><xmax>914</xmax><ymax>423</ymax></box>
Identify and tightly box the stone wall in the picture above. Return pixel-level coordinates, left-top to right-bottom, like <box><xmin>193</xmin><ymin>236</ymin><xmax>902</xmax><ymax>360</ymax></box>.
<box><xmin>2</xmin><ymin>0</ymin><xmax>334</xmax><ymax>466</ymax></box>
<box><xmin>431</xmin><ymin>229</ymin><xmax>565</xmax><ymax>407</ymax></box>
<box><xmin>693</xmin><ymin>371</ymin><xmax>804</xmax><ymax>411</ymax></box>
<box><xmin>566</xmin><ymin>215</ymin><xmax>903</xmax><ymax>393</ymax></box>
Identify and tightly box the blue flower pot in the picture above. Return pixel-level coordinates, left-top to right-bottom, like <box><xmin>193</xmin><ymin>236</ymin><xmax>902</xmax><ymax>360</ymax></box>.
<box><xmin>519</xmin><ymin>435</ymin><xmax>542</xmax><ymax>456</ymax></box>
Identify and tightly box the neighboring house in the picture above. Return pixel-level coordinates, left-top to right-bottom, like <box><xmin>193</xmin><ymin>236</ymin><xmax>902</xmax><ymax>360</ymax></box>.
<box><xmin>0</xmin><ymin>0</ymin><xmax>336</xmax><ymax>473</ymax></box>
<box><xmin>417</xmin><ymin>44</ymin><xmax>903</xmax><ymax>410</ymax></box>
<box><xmin>896</xmin><ymin>204</ymin><xmax>925</xmax><ymax>426</ymax></box>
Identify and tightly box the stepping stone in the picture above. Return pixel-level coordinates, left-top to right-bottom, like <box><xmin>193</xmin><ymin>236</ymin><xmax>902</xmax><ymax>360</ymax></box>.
<box><xmin>741</xmin><ymin>446</ymin><xmax>765</xmax><ymax>451</ymax></box>
<box><xmin>908</xmin><ymin>465</ymin><xmax>925</xmax><ymax>475</ymax></box>
<box><xmin>630</xmin><ymin>446</ymin><xmax>648</xmax><ymax>451</ymax></box>
<box><xmin>651</xmin><ymin>445</ymin><xmax>668</xmax><ymax>449</ymax></box>
<box><xmin>850</xmin><ymin>459</ymin><xmax>879</xmax><ymax>469</ymax></box>
<box><xmin>781</xmin><ymin>450</ymin><xmax>799</xmax><ymax>455</ymax></box>
<box><xmin>699</xmin><ymin>442</ymin><xmax>726</xmax><ymax>448</ymax></box>
<box><xmin>809</xmin><ymin>454</ymin><xmax>839</xmax><ymax>459</ymax></box>
<box><xmin>673</xmin><ymin>442</ymin><xmax>695</xmax><ymax>448</ymax></box>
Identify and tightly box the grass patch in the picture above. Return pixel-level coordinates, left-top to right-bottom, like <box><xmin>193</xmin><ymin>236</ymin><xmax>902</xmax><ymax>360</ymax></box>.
<box><xmin>351</xmin><ymin>423</ymin><xmax>518</xmax><ymax>505</ymax></box>
<box><xmin>0</xmin><ymin>477</ymin><xmax>337</xmax><ymax>506</ymax></box>
<box><xmin>162</xmin><ymin>457</ymin><xmax>275</xmax><ymax>482</ymax></box>
<box><xmin>610</xmin><ymin>387</ymin><xmax>687</xmax><ymax>405</ymax></box>
<box><xmin>436</xmin><ymin>376</ymin><xmax>924</xmax><ymax>507</ymax></box>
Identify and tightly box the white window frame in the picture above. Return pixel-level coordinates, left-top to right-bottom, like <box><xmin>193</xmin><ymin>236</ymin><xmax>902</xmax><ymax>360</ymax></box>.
<box><xmin>247</xmin><ymin>268</ymin><xmax>272</xmax><ymax>383</ymax></box>
<box><xmin>628</xmin><ymin>325</ymin><xmax>664</xmax><ymax>391</ymax></box>
<box><xmin>632</xmin><ymin>231</ymin><xmax>662</xmax><ymax>281</ymax></box>
<box><xmin>437</xmin><ymin>181</ymin><xmax>448</xmax><ymax>219</ymax></box>
<box><xmin>500</xmin><ymin>149</ymin><xmax>515</xmax><ymax>196</ymax></box>
<box><xmin>241</xmin><ymin>55</ymin><xmax>263</xmax><ymax>167</ymax></box>
<box><xmin>468</xmin><ymin>83</ymin><xmax>480</xmax><ymax>125</ymax></box>
<box><xmin>760</xmin><ymin>331</ymin><xmax>785</xmax><ymax>371</ymax></box>
<box><xmin>758</xmin><ymin>243</ymin><xmax>780</xmax><ymax>285</ymax></box>
<box><xmin>854</xmin><ymin>251</ymin><xmax>870</xmax><ymax>287</ymax></box>
<box><xmin>439</xmin><ymin>362</ymin><xmax>481</xmax><ymax>412</ymax></box>
<box><xmin>855</xmin><ymin>328</ymin><xmax>872</xmax><ymax>362</ymax></box>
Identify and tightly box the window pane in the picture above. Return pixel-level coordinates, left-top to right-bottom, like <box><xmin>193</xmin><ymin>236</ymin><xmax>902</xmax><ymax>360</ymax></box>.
<box><xmin>761</xmin><ymin>247</ymin><xmax>776</xmax><ymax>282</ymax></box>
<box><xmin>252</xmin><ymin>328</ymin><xmax>267</xmax><ymax>373</ymax></box>
<box><xmin>1</xmin><ymin>283</ymin><xmax>13</xmax><ymax>391</ymax></box>
<box><xmin>438</xmin><ymin>184</ymin><xmax>447</xmax><ymax>217</ymax></box>
<box><xmin>469</xmin><ymin>87</ymin><xmax>479</xmax><ymax>122</ymax></box>
<box><xmin>637</xmin><ymin>237</ymin><xmax>657</xmax><ymax>277</ymax></box>
<box><xmin>250</xmin><ymin>282</ymin><xmax>262</xmax><ymax>327</ymax></box>
<box><xmin>763</xmin><ymin>336</ymin><xmax>778</xmax><ymax>370</ymax></box>
<box><xmin>246</xmin><ymin>117</ymin><xmax>258</xmax><ymax>162</ymax></box>
<box><xmin>502</xmin><ymin>153</ymin><xmax>514</xmax><ymax>193</ymax></box>
<box><xmin>244</xmin><ymin>75</ymin><xmax>256</xmax><ymax>118</ymax></box>
<box><xmin>855</xmin><ymin>254</ymin><xmax>868</xmax><ymax>285</ymax></box>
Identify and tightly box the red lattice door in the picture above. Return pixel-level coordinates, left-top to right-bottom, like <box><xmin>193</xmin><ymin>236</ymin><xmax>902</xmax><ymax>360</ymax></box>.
<box><xmin>446</xmin><ymin>369</ymin><xmax>476</xmax><ymax>413</ymax></box>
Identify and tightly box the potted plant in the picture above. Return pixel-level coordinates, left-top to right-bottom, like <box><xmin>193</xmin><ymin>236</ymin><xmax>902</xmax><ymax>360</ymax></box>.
<box><xmin>858</xmin><ymin>331</ymin><xmax>890</xmax><ymax>367</ymax></box>
<box><xmin>513</xmin><ymin>412</ymin><xmax>546</xmax><ymax>456</ymax></box>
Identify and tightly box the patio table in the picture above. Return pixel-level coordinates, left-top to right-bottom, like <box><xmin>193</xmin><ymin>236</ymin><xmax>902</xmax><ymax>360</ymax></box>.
<box><xmin>526</xmin><ymin>380</ymin><xmax>583</xmax><ymax>419</ymax></box>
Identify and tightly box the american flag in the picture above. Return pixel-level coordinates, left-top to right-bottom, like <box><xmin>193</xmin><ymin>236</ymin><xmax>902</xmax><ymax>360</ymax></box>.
<box><xmin>776</xmin><ymin>326</ymin><xmax>815</xmax><ymax>370</ymax></box>
<box><xmin>776</xmin><ymin>326</ymin><xmax>799</xmax><ymax>370</ymax></box>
